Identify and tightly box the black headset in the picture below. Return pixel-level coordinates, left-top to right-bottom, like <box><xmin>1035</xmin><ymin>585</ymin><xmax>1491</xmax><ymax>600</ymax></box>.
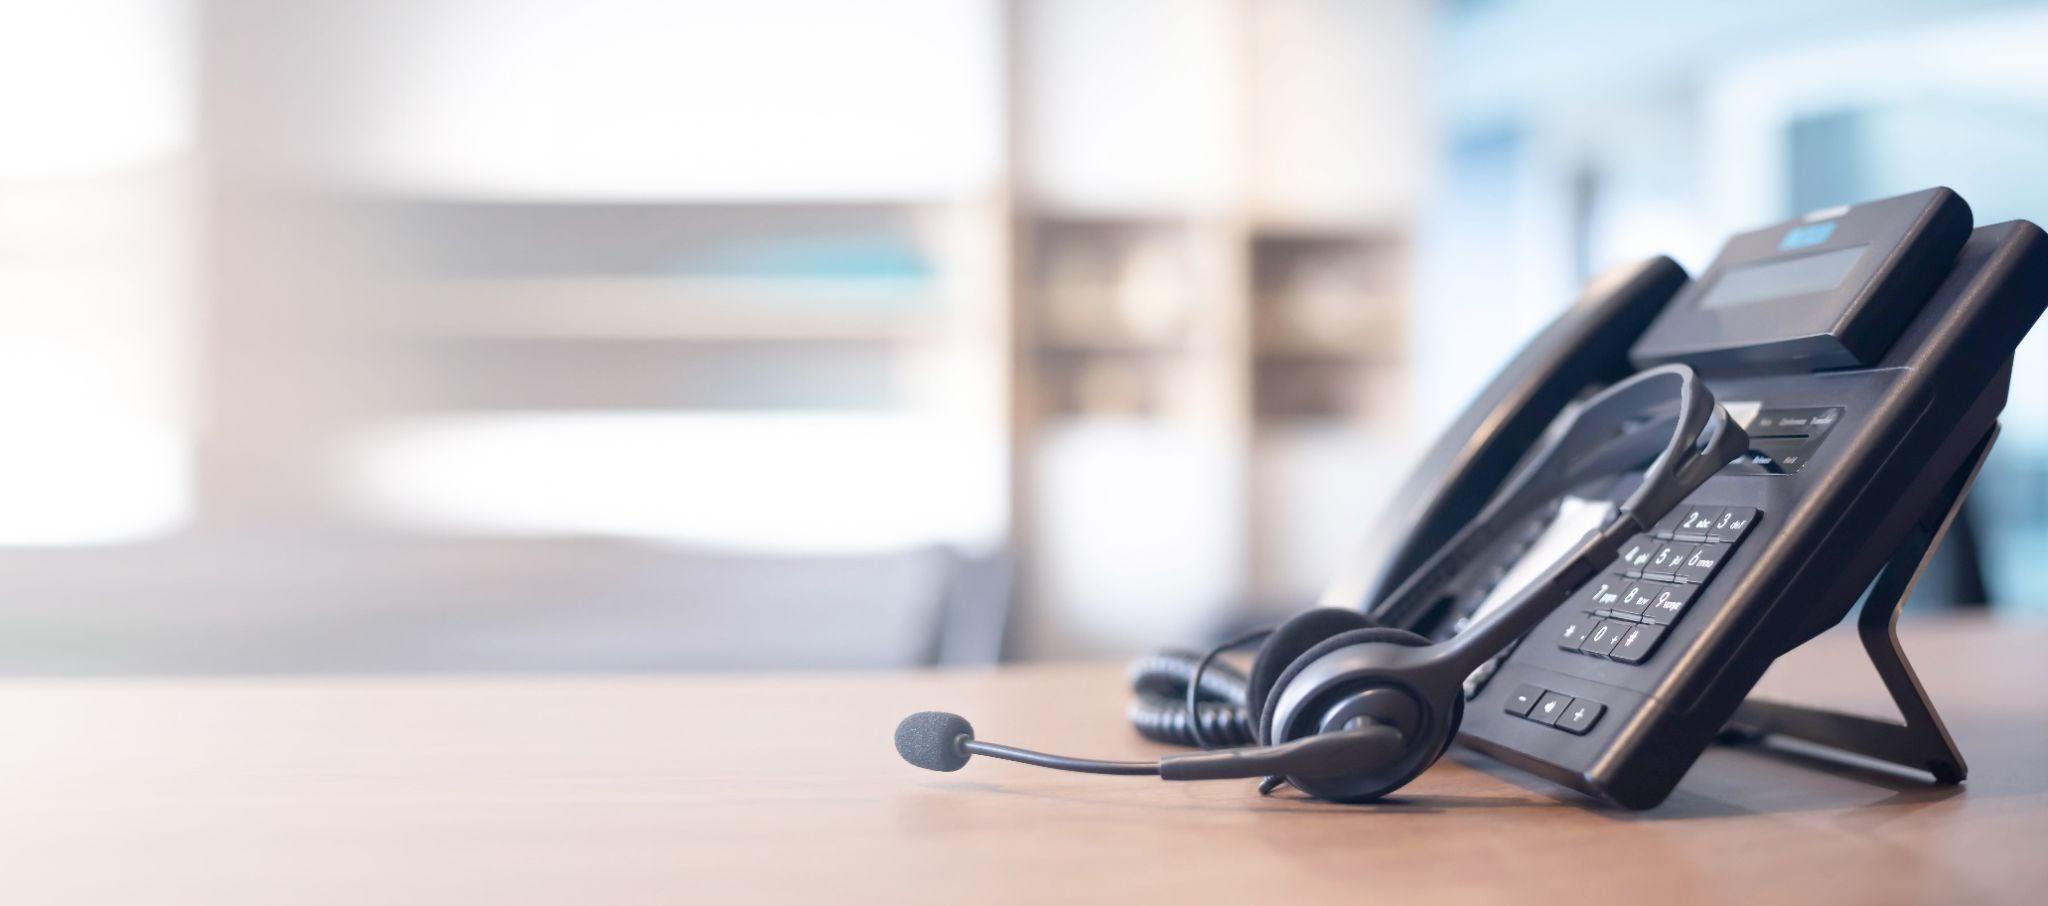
<box><xmin>896</xmin><ymin>364</ymin><xmax>1749</xmax><ymax>804</ymax></box>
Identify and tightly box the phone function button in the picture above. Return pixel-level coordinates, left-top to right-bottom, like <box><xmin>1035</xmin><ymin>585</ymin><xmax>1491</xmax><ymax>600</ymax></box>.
<box><xmin>1708</xmin><ymin>507</ymin><xmax>1758</xmax><ymax>543</ymax></box>
<box><xmin>1748</xmin><ymin>438</ymin><xmax>1814</xmax><ymax>473</ymax></box>
<box><xmin>1555</xmin><ymin>699</ymin><xmax>1606</xmax><ymax>735</ymax></box>
<box><xmin>1558</xmin><ymin>614</ymin><xmax>1601</xmax><ymax>651</ymax></box>
<box><xmin>1608</xmin><ymin>621</ymin><xmax>1667</xmax><ymax>664</ymax></box>
<box><xmin>1581</xmin><ymin>620</ymin><xmax>1629</xmax><ymax>658</ymax></box>
<box><xmin>1641</xmin><ymin>583</ymin><xmax>1699</xmax><ymax>625</ymax></box>
<box><xmin>1504</xmin><ymin>683</ymin><xmax>1545</xmax><ymax>717</ymax></box>
<box><xmin>1675</xmin><ymin>542</ymin><xmax>1732</xmax><ymax>584</ymax></box>
<box><xmin>1671</xmin><ymin>505</ymin><xmax>1722</xmax><ymax>542</ymax></box>
<box><xmin>1529</xmin><ymin>691</ymin><xmax>1574</xmax><ymax>726</ymax></box>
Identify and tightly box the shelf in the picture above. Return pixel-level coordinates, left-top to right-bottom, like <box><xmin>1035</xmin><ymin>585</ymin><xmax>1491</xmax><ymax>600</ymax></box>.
<box><xmin>1253</xmin><ymin>357</ymin><xmax>1398</xmax><ymax>425</ymax></box>
<box><xmin>350</xmin><ymin>190</ymin><xmax>966</xmax><ymax>209</ymax></box>
<box><xmin>1035</xmin><ymin>340</ymin><xmax>1192</xmax><ymax>358</ymax></box>
<box><xmin>1251</xmin><ymin>341</ymin><xmax>1400</xmax><ymax>363</ymax></box>
<box><xmin>1032</xmin><ymin>354</ymin><xmax>1208</xmax><ymax>422</ymax></box>
<box><xmin>1250</xmin><ymin>226</ymin><xmax>1406</xmax><ymax>377</ymax></box>
<box><xmin>383</xmin><ymin>276</ymin><xmax>945</xmax><ymax>343</ymax></box>
<box><xmin>1248</xmin><ymin>220</ymin><xmax>1409</xmax><ymax>242</ymax></box>
<box><xmin>354</xmin><ymin>198</ymin><xmax>943</xmax><ymax>281</ymax></box>
<box><xmin>389</xmin><ymin>339</ymin><xmax>905</xmax><ymax>411</ymax></box>
<box><xmin>1026</xmin><ymin>208</ymin><xmax>1219</xmax><ymax>229</ymax></box>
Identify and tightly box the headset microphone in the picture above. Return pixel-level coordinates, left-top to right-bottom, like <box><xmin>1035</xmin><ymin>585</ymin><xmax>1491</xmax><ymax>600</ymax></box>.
<box><xmin>894</xmin><ymin>711</ymin><xmax>1406</xmax><ymax>782</ymax></box>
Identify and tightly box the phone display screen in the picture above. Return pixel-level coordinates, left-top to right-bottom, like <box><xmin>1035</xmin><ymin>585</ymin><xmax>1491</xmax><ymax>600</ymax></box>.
<box><xmin>1696</xmin><ymin>245</ymin><xmax>1868</xmax><ymax>311</ymax></box>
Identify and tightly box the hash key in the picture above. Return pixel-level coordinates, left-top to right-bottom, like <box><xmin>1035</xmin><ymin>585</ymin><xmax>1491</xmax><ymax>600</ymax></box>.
<box><xmin>1609</xmin><ymin>621</ymin><xmax>1667</xmax><ymax>664</ymax></box>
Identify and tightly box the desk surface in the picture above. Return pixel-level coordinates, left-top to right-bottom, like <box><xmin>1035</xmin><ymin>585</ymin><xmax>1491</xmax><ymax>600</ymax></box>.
<box><xmin>4</xmin><ymin>615</ymin><xmax>2044</xmax><ymax>904</ymax></box>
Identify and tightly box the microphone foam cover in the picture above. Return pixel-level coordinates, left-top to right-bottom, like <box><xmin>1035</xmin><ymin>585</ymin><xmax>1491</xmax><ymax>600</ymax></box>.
<box><xmin>895</xmin><ymin>711</ymin><xmax>974</xmax><ymax>772</ymax></box>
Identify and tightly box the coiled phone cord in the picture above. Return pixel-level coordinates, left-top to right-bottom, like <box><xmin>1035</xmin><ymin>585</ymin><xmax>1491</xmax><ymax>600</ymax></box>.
<box><xmin>1124</xmin><ymin>628</ymin><xmax>1272</xmax><ymax>749</ymax></box>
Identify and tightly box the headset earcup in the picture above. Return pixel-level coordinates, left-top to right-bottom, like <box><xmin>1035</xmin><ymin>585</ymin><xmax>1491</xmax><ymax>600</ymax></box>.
<box><xmin>1256</xmin><ymin>626</ymin><xmax>1433</xmax><ymax>749</ymax></box>
<box><xmin>1244</xmin><ymin>608</ymin><xmax>1377</xmax><ymax>742</ymax></box>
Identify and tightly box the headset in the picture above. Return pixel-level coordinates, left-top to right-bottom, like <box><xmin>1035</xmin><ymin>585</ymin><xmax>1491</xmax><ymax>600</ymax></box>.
<box><xmin>894</xmin><ymin>363</ymin><xmax>1750</xmax><ymax>803</ymax></box>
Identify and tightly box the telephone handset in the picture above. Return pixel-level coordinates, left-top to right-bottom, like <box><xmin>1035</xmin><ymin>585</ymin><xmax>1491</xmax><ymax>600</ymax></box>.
<box><xmin>1317</xmin><ymin>256</ymin><xmax>1688</xmax><ymax>623</ymax></box>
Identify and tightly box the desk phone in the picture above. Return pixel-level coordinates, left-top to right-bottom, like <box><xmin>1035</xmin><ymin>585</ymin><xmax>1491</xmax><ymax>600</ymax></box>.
<box><xmin>1334</xmin><ymin>187</ymin><xmax>2044</xmax><ymax>807</ymax></box>
<box><xmin>899</xmin><ymin>187</ymin><xmax>2046</xmax><ymax>810</ymax></box>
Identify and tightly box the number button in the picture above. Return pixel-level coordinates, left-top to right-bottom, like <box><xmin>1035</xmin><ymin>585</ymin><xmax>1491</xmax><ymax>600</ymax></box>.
<box><xmin>1581</xmin><ymin>620</ymin><xmax>1629</xmax><ymax>658</ymax></box>
<box><xmin>1642</xmin><ymin>584</ymin><xmax>1698</xmax><ymax>625</ymax></box>
<box><xmin>1617</xmin><ymin>536</ymin><xmax>1656</xmax><ymax>578</ymax></box>
<box><xmin>1613</xmin><ymin>580</ymin><xmax>1652</xmax><ymax>616</ymax></box>
<box><xmin>1643</xmin><ymin>543</ymin><xmax>1692</xmax><ymax>582</ymax></box>
<box><xmin>1580</xmin><ymin>578</ymin><xmax>1623</xmax><ymax>611</ymax></box>
<box><xmin>1672</xmin><ymin>505</ymin><xmax>1722</xmax><ymax>542</ymax></box>
<box><xmin>1709</xmin><ymin>507</ymin><xmax>1758</xmax><ymax>543</ymax></box>
<box><xmin>1675</xmin><ymin>542</ymin><xmax>1731</xmax><ymax>584</ymax></box>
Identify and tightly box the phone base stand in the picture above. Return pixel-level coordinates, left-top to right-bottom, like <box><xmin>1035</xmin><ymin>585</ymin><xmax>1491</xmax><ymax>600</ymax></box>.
<box><xmin>1715</xmin><ymin>426</ymin><xmax>1998</xmax><ymax>784</ymax></box>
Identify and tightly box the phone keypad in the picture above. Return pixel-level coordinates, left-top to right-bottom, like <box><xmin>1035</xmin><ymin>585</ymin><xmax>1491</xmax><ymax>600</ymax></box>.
<box><xmin>1557</xmin><ymin>504</ymin><xmax>1759</xmax><ymax>665</ymax></box>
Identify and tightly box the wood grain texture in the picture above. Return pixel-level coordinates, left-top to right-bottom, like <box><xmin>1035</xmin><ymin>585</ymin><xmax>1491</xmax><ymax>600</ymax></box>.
<box><xmin>0</xmin><ymin>615</ymin><xmax>2043</xmax><ymax>904</ymax></box>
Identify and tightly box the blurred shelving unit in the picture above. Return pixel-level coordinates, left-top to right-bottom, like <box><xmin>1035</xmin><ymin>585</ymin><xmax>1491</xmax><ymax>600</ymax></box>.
<box><xmin>165</xmin><ymin>0</ymin><xmax>1019</xmax><ymax>669</ymax></box>
<box><xmin>158</xmin><ymin>0</ymin><xmax>1427</xmax><ymax>667</ymax></box>
<box><xmin>1026</xmin><ymin>215</ymin><xmax>1232</xmax><ymax>422</ymax></box>
<box><xmin>195</xmin><ymin>0</ymin><xmax>1013</xmax><ymax>556</ymax></box>
<box><xmin>1013</xmin><ymin>209</ymin><xmax>1250</xmax><ymax>655</ymax></box>
<box><xmin>320</xmin><ymin>196</ymin><xmax>1011</xmax><ymax>555</ymax></box>
<box><xmin>1246</xmin><ymin>227</ymin><xmax>1414</xmax><ymax>614</ymax></box>
<box><xmin>1005</xmin><ymin>0</ymin><xmax>1428</xmax><ymax>656</ymax></box>
<box><xmin>353</xmin><ymin>200</ymin><xmax>963</xmax><ymax>412</ymax></box>
<box><xmin>1249</xmin><ymin>230</ymin><xmax>1406</xmax><ymax>421</ymax></box>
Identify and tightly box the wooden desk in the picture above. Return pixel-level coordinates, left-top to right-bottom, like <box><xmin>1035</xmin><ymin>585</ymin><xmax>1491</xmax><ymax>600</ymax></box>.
<box><xmin>3</xmin><ymin>615</ymin><xmax>2043</xmax><ymax>904</ymax></box>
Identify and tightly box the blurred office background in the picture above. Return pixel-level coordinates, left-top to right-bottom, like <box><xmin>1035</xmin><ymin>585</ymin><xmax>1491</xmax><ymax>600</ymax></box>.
<box><xmin>1</xmin><ymin>0</ymin><xmax>2044</xmax><ymax>674</ymax></box>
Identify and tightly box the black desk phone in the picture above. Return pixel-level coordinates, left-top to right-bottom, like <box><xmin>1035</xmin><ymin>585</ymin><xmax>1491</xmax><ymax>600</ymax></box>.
<box><xmin>896</xmin><ymin>187</ymin><xmax>2048</xmax><ymax>810</ymax></box>
<box><xmin>1320</xmin><ymin>186</ymin><xmax>2047</xmax><ymax>807</ymax></box>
